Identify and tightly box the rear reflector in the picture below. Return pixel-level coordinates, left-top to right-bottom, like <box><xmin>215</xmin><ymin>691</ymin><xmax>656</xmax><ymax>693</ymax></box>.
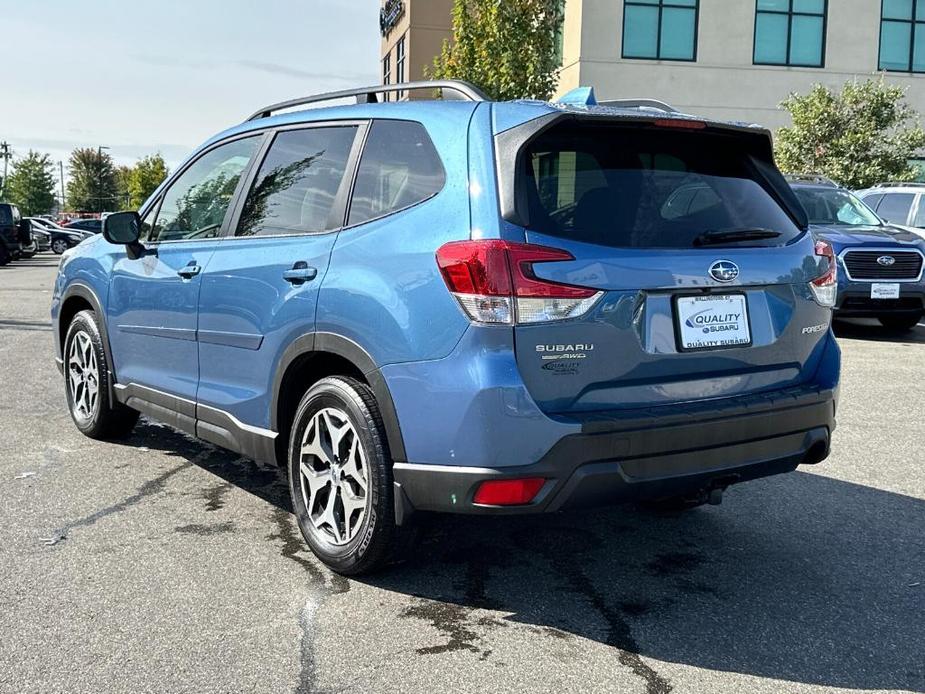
<box><xmin>473</xmin><ymin>478</ymin><xmax>546</xmax><ymax>506</ymax></box>
<box><xmin>436</xmin><ymin>240</ymin><xmax>602</xmax><ymax>324</ymax></box>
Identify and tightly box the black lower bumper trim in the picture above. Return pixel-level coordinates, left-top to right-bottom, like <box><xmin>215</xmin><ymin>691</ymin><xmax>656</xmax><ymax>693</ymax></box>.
<box><xmin>393</xmin><ymin>385</ymin><xmax>836</xmax><ymax>516</ymax></box>
<box><xmin>836</xmin><ymin>295</ymin><xmax>924</xmax><ymax>318</ymax></box>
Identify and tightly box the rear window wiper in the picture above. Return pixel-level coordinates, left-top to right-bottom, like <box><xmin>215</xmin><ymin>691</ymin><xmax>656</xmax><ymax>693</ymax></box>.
<box><xmin>693</xmin><ymin>228</ymin><xmax>782</xmax><ymax>246</ymax></box>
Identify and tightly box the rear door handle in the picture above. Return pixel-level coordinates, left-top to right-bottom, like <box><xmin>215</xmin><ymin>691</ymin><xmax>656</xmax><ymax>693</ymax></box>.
<box><xmin>283</xmin><ymin>262</ymin><xmax>318</xmax><ymax>285</ymax></box>
<box><xmin>177</xmin><ymin>263</ymin><xmax>201</xmax><ymax>279</ymax></box>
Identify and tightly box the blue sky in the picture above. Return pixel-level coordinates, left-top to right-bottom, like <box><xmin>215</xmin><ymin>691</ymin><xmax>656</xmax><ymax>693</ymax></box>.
<box><xmin>2</xmin><ymin>0</ymin><xmax>380</xmax><ymax>172</ymax></box>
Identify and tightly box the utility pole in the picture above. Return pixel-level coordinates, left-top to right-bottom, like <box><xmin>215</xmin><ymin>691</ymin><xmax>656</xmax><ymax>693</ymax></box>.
<box><xmin>97</xmin><ymin>145</ymin><xmax>110</xmax><ymax>214</ymax></box>
<box><xmin>0</xmin><ymin>141</ymin><xmax>11</xmax><ymax>199</ymax></box>
<box><xmin>59</xmin><ymin>161</ymin><xmax>66</xmax><ymax>212</ymax></box>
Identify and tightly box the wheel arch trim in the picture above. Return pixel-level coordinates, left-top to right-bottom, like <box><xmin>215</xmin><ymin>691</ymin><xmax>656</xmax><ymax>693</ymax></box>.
<box><xmin>58</xmin><ymin>282</ymin><xmax>119</xmax><ymax>406</ymax></box>
<box><xmin>271</xmin><ymin>332</ymin><xmax>407</xmax><ymax>463</ymax></box>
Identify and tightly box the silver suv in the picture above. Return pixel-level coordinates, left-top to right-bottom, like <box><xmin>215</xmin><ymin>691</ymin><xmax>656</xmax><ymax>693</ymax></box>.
<box><xmin>859</xmin><ymin>183</ymin><xmax>925</xmax><ymax>229</ymax></box>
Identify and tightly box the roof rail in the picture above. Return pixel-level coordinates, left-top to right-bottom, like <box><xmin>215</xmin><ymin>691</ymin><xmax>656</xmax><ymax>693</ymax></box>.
<box><xmin>245</xmin><ymin>80</ymin><xmax>489</xmax><ymax>121</ymax></box>
<box><xmin>784</xmin><ymin>173</ymin><xmax>838</xmax><ymax>187</ymax></box>
<box><xmin>873</xmin><ymin>181</ymin><xmax>925</xmax><ymax>188</ymax></box>
<box><xmin>598</xmin><ymin>98</ymin><xmax>678</xmax><ymax>113</ymax></box>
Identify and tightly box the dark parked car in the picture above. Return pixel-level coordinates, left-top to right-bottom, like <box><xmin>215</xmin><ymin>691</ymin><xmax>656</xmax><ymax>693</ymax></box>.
<box><xmin>789</xmin><ymin>176</ymin><xmax>925</xmax><ymax>330</ymax></box>
<box><xmin>65</xmin><ymin>218</ymin><xmax>102</xmax><ymax>234</ymax></box>
<box><xmin>0</xmin><ymin>202</ymin><xmax>31</xmax><ymax>265</ymax></box>
<box><xmin>29</xmin><ymin>217</ymin><xmax>89</xmax><ymax>254</ymax></box>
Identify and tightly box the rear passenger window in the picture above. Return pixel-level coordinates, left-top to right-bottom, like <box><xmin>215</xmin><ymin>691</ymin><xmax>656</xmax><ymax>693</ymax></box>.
<box><xmin>876</xmin><ymin>193</ymin><xmax>915</xmax><ymax>225</ymax></box>
<box><xmin>236</xmin><ymin>126</ymin><xmax>358</xmax><ymax>237</ymax></box>
<box><xmin>347</xmin><ymin>120</ymin><xmax>445</xmax><ymax>226</ymax></box>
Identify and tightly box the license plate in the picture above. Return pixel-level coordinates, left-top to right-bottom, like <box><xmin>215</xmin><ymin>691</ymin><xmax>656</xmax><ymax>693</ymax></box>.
<box><xmin>676</xmin><ymin>294</ymin><xmax>751</xmax><ymax>351</ymax></box>
<box><xmin>871</xmin><ymin>283</ymin><xmax>900</xmax><ymax>299</ymax></box>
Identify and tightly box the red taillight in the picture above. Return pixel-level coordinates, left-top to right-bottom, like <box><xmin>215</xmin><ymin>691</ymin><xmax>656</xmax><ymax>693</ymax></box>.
<box><xmin>653</xmin><ymin>118</ymin><xmax>707</xmax><ymax>130</ymax></box>
<box><xmin>434</xmin><ymin>240</ymin><xmax>513</xmax><ymax>296</ymax></box>
<box><xmin>810</xmin><ymin>239</ymin><xmax>837</xmax><ymax>307</ymax></box>
<box><xmin>436</xmin><ymin>240</ymin><xmax>601</xmax><ymax>324</ymax></box>
<box><xmin>473</xmin><ymin>478</ymin><xmax>546</xmax><ymax>506</ymax></box>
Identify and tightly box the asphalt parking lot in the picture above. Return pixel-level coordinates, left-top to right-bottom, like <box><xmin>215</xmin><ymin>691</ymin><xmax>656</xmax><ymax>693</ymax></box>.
<box><xmin>0</xmin><ymin>254</ymin><xmax>922</xmax><ymax>694</ymax></box>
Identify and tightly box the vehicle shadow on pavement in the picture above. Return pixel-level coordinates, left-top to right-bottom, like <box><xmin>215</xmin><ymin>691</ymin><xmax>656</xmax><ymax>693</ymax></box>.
<box><xmin>834</xmin><ymin>318</ymin><xmax>925</xmax><ymax>344</ymax></box>
<box><xmin>122</xmin><ymin>422</ymin><xmax>925</xmax><ymax>692</ymax></box>
<box><xmin>370</xmin><ymin>473</ymin><xmax>925</xmax><ymax>692</ymax></box>
<box><xmin>0</xmin><ymin>255</ymin><xmax>61</xmax><ymax>270</ymax></box>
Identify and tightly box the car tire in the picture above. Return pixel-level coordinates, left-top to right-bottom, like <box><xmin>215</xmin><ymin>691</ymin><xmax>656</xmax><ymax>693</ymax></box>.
<box><xmin>0</xmin><ymin>245</ymin><xmax>10</xmax><ymax>265</ymax></box>
<box><xmin>64</xmin><ymin>310</ymin><xmax>139</xmax><ymax>439</ymax></box>
<box><xmin>52</xmin><ymin>239</ymin><xmax>68</xmax><ymax>254</ymax></box>
<box><xmin>878</xmin><ymin>313</ymin><xmax>922</xmax><ymax>331</ymax></box>
<box><xmin>287</xmin><ymin>376</ymin><xmax>412</xmax><ymax>575</ymax></box>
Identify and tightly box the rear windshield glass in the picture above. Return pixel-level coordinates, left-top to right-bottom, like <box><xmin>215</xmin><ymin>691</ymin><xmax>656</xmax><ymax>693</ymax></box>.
<box><xmin>520</xmin><ymin>123</ymin><xmax>802</xmax><ymax>248</ymax></box>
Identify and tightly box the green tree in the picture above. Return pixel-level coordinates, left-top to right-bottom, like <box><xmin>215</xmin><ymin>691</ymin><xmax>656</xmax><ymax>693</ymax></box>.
<box><xmin>66</xmin><ymin>147</ymin><xmax>119</xmax><ymax>212</ymax></box>
<box><xmin>127</xmin><ymin>154</ymin><xmax>168</xmax><ymax>209</ymax></box>
<box><xmin>776</xmin><ymin>79</ymin><xmax>925</xmax><ymax>189</ymax></box>
<box><xmin>427</xmin><ymin>0</ymin><xmax>565</xmax><ymax>101</ymax></box>
<box><xmin>114</xmin><ymin>165</ymin><xmax>133</xmax><ymax>210</ymax></box>
<box><xmin>5</xmin><ymin>150</ymin><xmax>57</xmax><ymax>216</ymax></box>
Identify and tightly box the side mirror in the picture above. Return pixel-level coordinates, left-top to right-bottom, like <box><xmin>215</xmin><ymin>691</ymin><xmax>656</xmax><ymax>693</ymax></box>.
<box><xmin>103</xmin><ymin>211</ymin><xmax>149</xmax><ymax>259</ymax></box>
<box><xmin>102</xmin><ymin>211</ymin><xmax>140</xmax><ymax>244</ymax></box>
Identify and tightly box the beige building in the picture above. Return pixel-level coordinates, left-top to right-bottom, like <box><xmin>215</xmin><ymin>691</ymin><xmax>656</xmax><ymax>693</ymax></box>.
<box><xmin>380</xmin><ymin>0</ymin><xmax>925</xmax><ymax>131</ymax></box>
<box><xmin>379</xmin><ymin>0</ymin><xmax>453</xmax><ymax>99</ymax></box>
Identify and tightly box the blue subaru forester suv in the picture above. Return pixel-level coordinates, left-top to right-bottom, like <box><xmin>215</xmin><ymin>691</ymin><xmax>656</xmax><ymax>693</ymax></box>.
<box><xmin>52</xmin><ymin>81</ymin><xmax>840</xmax><ymax>574</ymax></box>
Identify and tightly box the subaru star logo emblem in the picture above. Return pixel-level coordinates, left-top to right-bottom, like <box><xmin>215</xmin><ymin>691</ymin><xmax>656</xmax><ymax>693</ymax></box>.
<box><xmin>709</xmin><ymin>260</ymin><xmax>739</xmax><ymax>283</ymax></box>
<box><xmin>877</xmin><ymin>255</ymin><xmax>896</xmax><ymax>266</ymax></box>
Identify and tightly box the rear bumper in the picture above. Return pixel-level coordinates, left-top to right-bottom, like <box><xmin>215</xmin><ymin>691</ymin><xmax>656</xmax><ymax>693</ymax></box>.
<box><xmin>393</xmin><ymin>382</ymin><xmax>837</xmax><ymax>516</ymax></box>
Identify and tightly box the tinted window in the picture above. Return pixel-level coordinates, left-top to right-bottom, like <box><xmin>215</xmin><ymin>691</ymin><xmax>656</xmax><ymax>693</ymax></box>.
<box><xmin>876</xmin><ymin>193</ymin><xmax>915</xmax><ymax>224</ymax></box>
<box><xmin>348</xmin><ymin>121</ymin><xmax>445</xmax><ymax>226</ymax></box>
<box><xmin>879</xmin><ymin>0</ymin><xmax>925</xmax><ymax>72</ymax></box>
<box><xmin>623</xmin><ymin>0</ymin><xmax>698</xmax><ymax>60</ymax></box>
<box><xmin>754</xmin><ymin>0</ymin><xmax>826</xmax><ymax>68</ymax></box>
<box><xmin>151</xmin><ymin>136</ymin><xmax>259</xmax><ymax>243</ymax></box>
<box><xmin>520</xmin><ymin>123</ymin><xmax>802</xmax><ymax>249</ymax></box>
<box><xmin>861</xmin><ymin>193</ymin><xmax>884</xmax><ymax>211</ymax></box>
<box><xmin>236</xmin><ymin>126</ymin><xmax>357</xmax><ymax>237</ymax></box>
<box><xmin>913</xmin><ymin>199</ymin><xmax>925</xmax><ymax>227</ymax></box>
<box><xmin>0</xmin><ymin>206</ymin><xmax>11</xmax><ymax>226</ymax></box>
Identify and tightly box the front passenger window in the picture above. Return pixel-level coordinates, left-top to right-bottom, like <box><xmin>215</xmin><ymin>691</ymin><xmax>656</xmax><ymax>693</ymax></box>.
<box><xmin>150</xmin><ymin>136</ymin><xmax>260</xmax><ymax>242</ymax></box>
<box><xmin>876</xmin><ymin>193</ymin><xmax>915</xmax><ymax>225</ymax></box>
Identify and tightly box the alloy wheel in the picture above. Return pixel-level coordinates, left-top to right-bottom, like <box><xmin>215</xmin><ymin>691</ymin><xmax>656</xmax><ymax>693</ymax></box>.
<box><xmin>299</xmin><ymin>407</ymin><xmax>369</xmax><ymax>546</ymax></box>
<box><xmin>67</xmin><ymin>331</ymin><xmax>99</xmax><ymax>423</ymax></box>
